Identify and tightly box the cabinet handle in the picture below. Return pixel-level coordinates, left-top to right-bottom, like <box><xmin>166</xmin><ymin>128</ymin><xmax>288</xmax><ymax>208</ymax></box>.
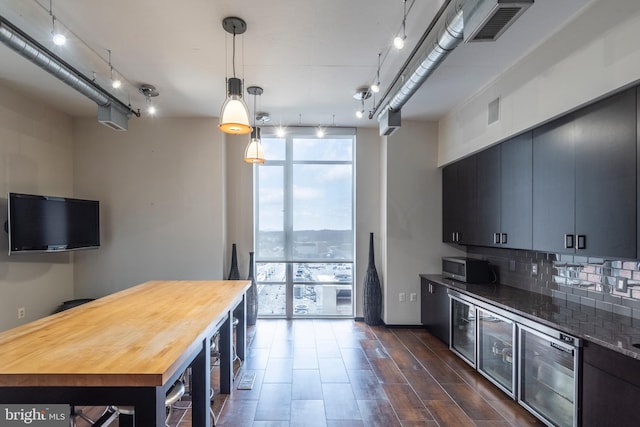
<box><xmin>501</xmin><ymin>233</ymin><xmax>507</xmax><ymax>244</ymax></box>
<box><xmin>455</xmin><ymin>232</ymin><xmax>460</xmax><ymax>242</ymax></box>
<box><xmin>577</xmin><ymin>234</ymin><xmax>586</xmax><ymax>250</ymax></box>
<box><xmin>452</xmin><ymin>232</ymin><xmax>456</xmax><ymax>242</ymax></box>
<box><xmin>494</xmin><ymin>233</ymin><xmax>501</xmax><ymax>244</ymax></box>
<box><xmin>429</xmin><ymin>283</ymin><xmax>434</xmax><ymax>293</ymax></box>
<box><xmin>564</xmin><ymin>234</ymin><xmax>574</xmax><ymax>249</ymax></box>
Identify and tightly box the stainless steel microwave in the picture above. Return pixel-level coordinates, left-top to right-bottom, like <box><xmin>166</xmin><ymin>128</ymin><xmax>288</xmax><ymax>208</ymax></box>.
<box><xmin>442</xmin><ymin>257</ymin><xmax>492</xmax><ymax>283</ymax></box>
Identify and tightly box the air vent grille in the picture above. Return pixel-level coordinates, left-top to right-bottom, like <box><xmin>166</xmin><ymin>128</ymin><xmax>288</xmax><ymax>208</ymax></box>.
<box><xmin>472</xmin><ymin>8</ymin><xmax>521</xmax><ymax>41</ymax></box>
<box><xmin>463</xmin><ymin>0</ymin><xmax>534</xmax><ymax>43</ymax></box>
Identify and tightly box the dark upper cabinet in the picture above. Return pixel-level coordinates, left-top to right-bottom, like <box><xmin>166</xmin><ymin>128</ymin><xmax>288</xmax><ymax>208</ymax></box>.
<box><xmin>501</xmin><ymin>132</ymin><xmax>533</xmax><ymax>249</ymax></box>
<box><xmin>533</xmin><ymin>88</ymin><xmax>636</xmax><ymax>257</ymax></box>
<box><xmin>442</xmin><ymin>155</ymin><xmax>477</xmax><ymax>244</ymax></box>
<box><xmin>476</xmin><ymin>145</ymin><xmax>501</xmax><ymax>247</ymax></box>
<box><xmin>533</xmin><ymin>114</ymin><xmax>576</xmax><ymax>254</ymax></box>
<box><xmin>420</xmin><ymin>278</ymin><xmax>450</xmax><ymax>346</ymax></box>
<box><xmin>476</xmin><ymin>133</ymin><xmax>533</xmax><ymax>249</ymax></box>
<box><xmin>574</xmin><ymin>88</ymin><xmax>636</xmax><ymax>258</ymax></box>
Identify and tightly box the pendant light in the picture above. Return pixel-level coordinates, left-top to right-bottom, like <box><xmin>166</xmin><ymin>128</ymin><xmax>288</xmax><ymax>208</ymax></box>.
<box><xmin>244</xmin><ymin>86</ymin><xmax>265</xmax><ymax>164</ymax></box>
<box><xmin>393</xmin><ymin>0</ymin><xmax>407</xmax><ymax>50</ymax></box>
<box><xmin>219</xmin><ymin>17</ymin><xmax>252</xmax><ymax>135</ymax></box>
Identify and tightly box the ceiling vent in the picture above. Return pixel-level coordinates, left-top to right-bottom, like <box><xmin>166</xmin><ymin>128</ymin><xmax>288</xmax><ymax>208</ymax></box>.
<box><xmin>463</xmin><ymin>0</ymin><xmax>534</xmax><ymax>43</ymax></box>
<box><xmin>379</xmin><ymin>108</ymin><xmax>401</xmax><ymax>136</ymax></box>
<box><xmin>98</xmin><ymin>104</ymin><xmax>129</xmax><ymax>131</ymax></box>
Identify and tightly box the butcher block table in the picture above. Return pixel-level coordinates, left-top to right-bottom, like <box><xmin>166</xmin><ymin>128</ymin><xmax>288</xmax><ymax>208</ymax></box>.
<box><xmin>0</xmin><ymin>280</ymin><xmax>250</xmax><ymax>427</ymax></box>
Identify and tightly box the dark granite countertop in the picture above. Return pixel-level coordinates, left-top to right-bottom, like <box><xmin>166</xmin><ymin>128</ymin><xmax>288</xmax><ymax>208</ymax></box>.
<box><xmin>420</xmin><ymin>274</ymin><xmax>640</xmax><ymax>360</ymax></box>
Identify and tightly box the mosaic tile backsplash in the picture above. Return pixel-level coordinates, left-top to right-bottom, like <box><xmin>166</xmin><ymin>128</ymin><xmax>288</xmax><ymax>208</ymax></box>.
<box><xmin>467</xmin><ymin>246</ymin><xmax>640</xmax><ymax>319</ymax></box>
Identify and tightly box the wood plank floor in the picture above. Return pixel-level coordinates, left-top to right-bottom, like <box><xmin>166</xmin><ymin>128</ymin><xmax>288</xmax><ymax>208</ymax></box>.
<box><xmin>77</xmin><ymin>319</ymin><xmax>545</xmax><ymax>426</ymax></box>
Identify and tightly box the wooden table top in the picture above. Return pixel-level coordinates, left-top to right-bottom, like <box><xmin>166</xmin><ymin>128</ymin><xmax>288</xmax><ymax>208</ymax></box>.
<box><xmin>0</xmin><ymin>280</ymin><xmax>250</xmax><ymax>387</ymax></box>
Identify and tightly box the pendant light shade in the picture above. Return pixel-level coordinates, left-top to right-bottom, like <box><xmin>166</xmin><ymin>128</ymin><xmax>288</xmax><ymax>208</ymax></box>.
<box><xmin>244</xmin><ymin>128</ymin><xmax>265</xmax><ymax>164</ymax></box>
<box><xmin>219</xmin><ymin>17</ymin><xmax>252</xmax><ymax>135</ymax></box>
<box><xmin>219</xmin><ymin>77</ymin><xmax>251</xmax><ymax>134</ymax></box>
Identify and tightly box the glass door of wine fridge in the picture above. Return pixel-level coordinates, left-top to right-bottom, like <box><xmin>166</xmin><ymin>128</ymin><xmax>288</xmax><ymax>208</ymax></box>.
<box><xmin>450</xmin><ymin>295</ymin><xmax>476</xmax><ymax>367</ymax></box>
<box><xmin>519</xmin><ymin>324</ymin><xmax>579</xmax><ymax>427</ymax></box>
<box><xmin>477</xmin><ymin>308</ymin><xmax>516</xmax><ymax>397</ymax></box>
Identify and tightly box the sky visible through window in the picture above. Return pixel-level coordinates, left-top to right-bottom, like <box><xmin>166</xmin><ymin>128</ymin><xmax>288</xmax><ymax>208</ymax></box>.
<box><xmin>259</xmin><ymin>137</ymin><xmax>353</xmax><ymax>232</ymax></box>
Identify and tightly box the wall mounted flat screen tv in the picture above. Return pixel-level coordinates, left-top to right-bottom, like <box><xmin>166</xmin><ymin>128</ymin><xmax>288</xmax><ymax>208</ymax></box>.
<box><xmin>7</xmin><ymin>192</ymin><xmax>100</xmax><ymax>254</ymax></box>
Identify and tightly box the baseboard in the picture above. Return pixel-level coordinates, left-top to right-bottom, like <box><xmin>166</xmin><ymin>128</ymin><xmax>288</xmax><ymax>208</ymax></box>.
<box><xmin>354</xmin><ymin>316</ymin><xmax>364</xmax><ymax>322</ymax></box>
<box><xmin>384</xmin><ymin>324</ymin><xmax>424</xmax><ymax>329</ymax></box>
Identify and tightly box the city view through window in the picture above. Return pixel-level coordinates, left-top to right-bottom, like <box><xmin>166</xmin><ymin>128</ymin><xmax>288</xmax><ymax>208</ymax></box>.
<box><xmin>254</xmin><ymin>130</ymin><xmax>354</xmax><ymax>318</ymax></box>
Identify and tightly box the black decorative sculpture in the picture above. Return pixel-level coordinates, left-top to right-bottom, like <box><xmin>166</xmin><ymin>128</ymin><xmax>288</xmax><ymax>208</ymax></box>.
<box><xmin>363</xmin><ymin>232</ymin><xmax>382</xmax><ymax>325</ymax></box>
<box><xmin>227</xmin><ymin>243</ymin><xmax>240</xmax><ymax>280</ymax></box>
<box><xmin>246</xmin><ymin>251</ymin><xmax>259</xmax><ymax>325</ymax></box>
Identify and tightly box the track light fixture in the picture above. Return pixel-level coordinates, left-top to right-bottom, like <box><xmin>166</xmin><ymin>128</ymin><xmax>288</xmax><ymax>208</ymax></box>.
<box><xmin>139</xmin><ymin>84</ymin><xmax>159</xmax><ymax>116</ymax></box>
<box><xmin>353</xmin><ymin>87</ymin><xmax>371</xmax><ymax>120</ymax></box>
<box><xmin>244</xmin><ymin>86</ymin><xmax>265</xmax><ymax>164</ymax></box>
<box><xmin>394</xmin><ymin>0</ymin><xmax>407</xmax><ymax>50</ymax></box>
<box><xmin>371</xmin><ymin>53</ymin><xmax>381</xmax><ymax>93</ymax></box>
<box><xmin>219</xmin><ymin>17</ymin><xmax>252</xmax><ymax>135</ymax></box>
<box><xmin>49</xmin><ymin>0</ymin><xmax>65</xmax><ymax>46</ymax></box>
<box><xmin>107</xmin><ymin>49</ymin><xmax>121</xmax><ymax>89</ymax></box>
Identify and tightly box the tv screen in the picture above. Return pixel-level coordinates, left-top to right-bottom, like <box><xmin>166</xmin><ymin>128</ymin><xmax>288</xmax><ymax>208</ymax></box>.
<box><xmin>7</xmin><ymin>192</ymin><xmax>100</xmax><ymax>254</ymax></box>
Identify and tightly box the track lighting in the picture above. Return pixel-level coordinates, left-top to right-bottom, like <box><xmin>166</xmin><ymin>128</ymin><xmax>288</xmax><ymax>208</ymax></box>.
<box><xmin>49</xmin><ymin>1</ymin><xmax>65</xmax><ymax>46</ymax></box>
<box><xmin>219</xmin><ymin>17</ymin><xmax>251</xmax><ymax>135</ymax></box>
<box><xmin>316</xmin><ymin>127</ymin><xmax>325</xmax><ymax>138</ymax></box>
<box><xmin>353</xmin><ymin>87</ymin><xmax>371</xmax><ymax>120</ymax></box>
<box><xmin>276</xmin><ymin>126</ymin><xmax>286</xmax><ymax>138</ymax></box>
<box><xmin>108</xmin><ymin>50</ymin><xmax>121</xmax><ymax>89</ymax></box>
<box><xmin>139</xmin><ymin>84</ymin><xmax>159</xmax><ymax>116</ymax></box>
<box><xmin>371</xmin><ymin>53</ymin><xmax>381</xmax><ymax>93</ymax></box>
<box><xmin>394</xmin><ymin>0</ymin><xmax>407</xmax><ymax>50</ymax></box>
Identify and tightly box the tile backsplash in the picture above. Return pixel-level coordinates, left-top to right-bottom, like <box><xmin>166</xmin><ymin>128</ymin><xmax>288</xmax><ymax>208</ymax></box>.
<box><xmin>467</xmin><ymin>246</ymin><xmax>640</xmax><ymax>319</ymax></box>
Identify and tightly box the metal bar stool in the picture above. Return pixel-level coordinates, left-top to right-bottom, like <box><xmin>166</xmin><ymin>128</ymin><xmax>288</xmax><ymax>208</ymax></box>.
<box><xmin>91</xmin><ymin>379</ymin><xmax>186</xmax><ymax>427</ymax></box>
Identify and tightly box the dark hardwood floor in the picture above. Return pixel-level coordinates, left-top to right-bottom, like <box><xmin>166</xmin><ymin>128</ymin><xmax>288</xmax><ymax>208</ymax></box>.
<box><xmin>77</xmin><ymin>319</ymin><xmax>544</xmax><ymax>426</ymax></box>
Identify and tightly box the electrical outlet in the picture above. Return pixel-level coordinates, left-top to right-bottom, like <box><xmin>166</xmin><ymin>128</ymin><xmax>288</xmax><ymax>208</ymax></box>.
<box><xmin>410</xmin><ymin>293</ymin><xmax>417</xmax><ymax>302</ymax></box>
<box><xmin>616</xmin><ymin>278</ymin><xmax>628</xmax><ymax>293</ymax></box>
<box><xmin>531</xmin><ymin>262</ymin><xmax>538</xmax><ymax>276</ymax></box>
<box><xmin>17</xmin><ymin>307</ymin><xmax>25</xmax><ymax>319</ymax></box>
<box><xmin>399</xmin><ymin>292</ymin><xmax>406</xmax><ymax>302</ymax></box>
<box><xmin>509</xmin><ymin>259</ymin><xmax>516</xmax><ymax>272</ymax></box>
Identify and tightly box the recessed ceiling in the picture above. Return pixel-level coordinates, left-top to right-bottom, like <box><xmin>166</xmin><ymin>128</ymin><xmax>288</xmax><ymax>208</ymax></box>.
<box><xmin>0</xmin><ymin>0</ymin><xmax>593</xmax><ymax>128</ymax></box>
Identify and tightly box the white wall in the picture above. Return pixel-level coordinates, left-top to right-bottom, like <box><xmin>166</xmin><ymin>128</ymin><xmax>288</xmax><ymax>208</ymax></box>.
<box><xmin>0</xmin><ymin>82</ymin><xmax>75</xmax><ymax>331</ymax></box>
<box><xmin>224</xmin><ymin>134</ymin><xmax>254</xmax><ymax>278</ymax></box>
<box><xmin>73</xmin><ymin>117</ymin><xmax>225</xmax><ymax>298</ymax></box>
<box><xmin>383</xmin><ymin>120</ymin><xmax>464</xmax><ymax>325</ymax></box>
<box><xmin>439</xmin><ymin>0</ymin><xmax>640</xmax><ymax>165</ymax></box>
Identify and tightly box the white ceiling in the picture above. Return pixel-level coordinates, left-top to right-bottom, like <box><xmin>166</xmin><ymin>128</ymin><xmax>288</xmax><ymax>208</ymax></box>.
<box><xmin>0</xmin><ymin>0</ymin><xmax>593</xmax><ymax>129</ymax></box>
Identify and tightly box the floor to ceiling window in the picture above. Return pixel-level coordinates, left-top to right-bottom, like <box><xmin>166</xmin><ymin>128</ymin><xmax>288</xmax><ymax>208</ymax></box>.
<box><xmin>254</xmin><ymin>127</ymin><xmax>355</xmax><ymax>318</ymax></box>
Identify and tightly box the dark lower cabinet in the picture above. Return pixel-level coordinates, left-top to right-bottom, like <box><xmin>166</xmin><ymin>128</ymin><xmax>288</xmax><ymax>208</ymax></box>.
<box><xmin>420</xmin><ymin>278</ymin><xmax>450</xmax><ymax>346</ymax></box>
<box><xmin>582</xmin><ymin>342</ymin><xmax>640</xmax><ymax>427</ymax></box>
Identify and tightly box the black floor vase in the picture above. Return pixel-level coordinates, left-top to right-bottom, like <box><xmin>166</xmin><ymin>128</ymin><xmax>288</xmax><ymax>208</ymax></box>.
<box><xmin>363</xmin><ymin>232</ymin><xmax>382</xmax><ymax>325</ymax></box>
<box><xmin>227</xmin><ymin>243</ymin><xmax>240</xmax><ymax>280</ymax></box>
<box><xmin>246</xmin><ymin>251</ymin><xmax>259</xmax><ymax>325</ymax></box>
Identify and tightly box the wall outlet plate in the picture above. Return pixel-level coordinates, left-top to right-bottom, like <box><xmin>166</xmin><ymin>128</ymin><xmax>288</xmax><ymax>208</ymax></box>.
<box><xmin>616</xmin><ymin>277</ymin><xmax>628</xmax><ymax>292</ymax></box>
<box><xmin>531</xmin><ymin>263</ymin><xmax>538</xmax><ymax>276</ymax></box>
<box><xmin>509</xmin><ymin>259</ymin><xmax>516</xmax><ymax>272</ymax></box>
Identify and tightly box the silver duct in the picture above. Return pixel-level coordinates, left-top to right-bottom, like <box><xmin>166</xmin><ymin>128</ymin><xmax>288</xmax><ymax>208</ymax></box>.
<box><xmin>376</xmin><ymin>0</ymin><xmax>465</xmax><ymax>122</ymax></box>
<box><xmin>0</xmin><ymin>16</ymin><xmax>133</xmax><ymax>129</ymax></box>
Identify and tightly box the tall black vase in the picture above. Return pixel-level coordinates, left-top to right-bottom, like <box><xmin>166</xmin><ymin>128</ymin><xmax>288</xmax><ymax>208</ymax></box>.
<box><xmin>246</xmin><ymin>251</ymin><xmax>259</xmax><ymax>325</ymax></box>
<box><xmin>363</xmin><ymin>232</ymin><xmax>382</xmax><ymax>326</ymax></box>
<box><xmin>227</xmin><ymin>243</ymin><xmax>240</xmax><ymax>280</ymax></box>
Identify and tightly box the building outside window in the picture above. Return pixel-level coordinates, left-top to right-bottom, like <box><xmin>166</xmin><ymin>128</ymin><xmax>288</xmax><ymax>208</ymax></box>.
<box><xmin>254</xmin><ymin>127</ymin><xmax>355</xmax><ymax>318</ymax></box>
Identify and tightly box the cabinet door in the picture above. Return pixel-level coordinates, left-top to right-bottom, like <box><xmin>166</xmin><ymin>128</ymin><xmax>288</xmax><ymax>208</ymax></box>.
<box><xmin>574</xmin><ymin>88</ymin><xmax>636</xmax><ymax>258</ymax></box>
<box><xmin>501</xmin><ymin>132</ymin><xmax>533</xmax><ymax>249</ymax></box>
<box><xmin>476</xmin><ymin>145</ymin><xmax>501</xmax><ymax>247</ymax></box>
<box><xmin>533</xmin><ymin>115</ymin><xmax>576</xmax><ymax>253</ymax></box>
<box><xmin>420</xmin><ymin>280</ymin><xmax>450</xmax><ymax>346</ymax></box>
<box><xmin>442</xmin><ymin>163</ymin><xmax>458</xmax><ymax>243</ymax></box>
<box><xmin>442</xmin><ymin>156</ymin><xmax>477</xmax><ymax>244</ymax></box>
